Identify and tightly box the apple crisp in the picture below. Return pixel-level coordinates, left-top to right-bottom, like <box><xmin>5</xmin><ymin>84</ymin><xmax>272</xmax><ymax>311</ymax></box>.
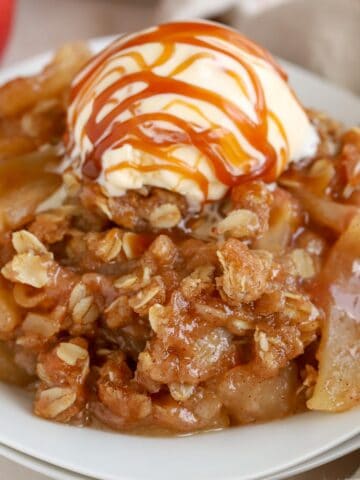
<box><xmin>0</xmin><ymin>37</ymin><xmax>359</xmax><ymax>435</ymax></box>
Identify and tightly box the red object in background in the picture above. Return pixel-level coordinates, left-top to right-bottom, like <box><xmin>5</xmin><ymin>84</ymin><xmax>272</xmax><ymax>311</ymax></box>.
<box><xmin>0</xmin><ymin>0</ymin><xmax>15</xmax><ymax>60</ymax></box>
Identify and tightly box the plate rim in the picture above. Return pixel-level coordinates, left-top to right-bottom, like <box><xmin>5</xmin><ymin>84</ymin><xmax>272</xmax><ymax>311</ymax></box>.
<box><xmin>0</xmin><ymin>442</ymin><xmax>91</xmax><ymax>480</ymax></box>
<box><xmin>0</xmin><ymin>434</ymin><xmax>359</xmax><ymax>480</ymax></box>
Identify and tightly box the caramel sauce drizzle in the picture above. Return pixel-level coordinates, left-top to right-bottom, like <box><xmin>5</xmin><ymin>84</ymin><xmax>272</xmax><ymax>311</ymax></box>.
<box><xmin>68</xmin><ymin>21</ymin><xmax>290</xmax><ymax>200</ymax></box>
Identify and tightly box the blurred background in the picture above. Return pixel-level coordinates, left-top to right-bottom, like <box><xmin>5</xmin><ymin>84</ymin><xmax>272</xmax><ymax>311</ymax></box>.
<box><xmin>0</xmin><ymin>0</ymin><xmax>359</xmax><ymax>93</ymax></box>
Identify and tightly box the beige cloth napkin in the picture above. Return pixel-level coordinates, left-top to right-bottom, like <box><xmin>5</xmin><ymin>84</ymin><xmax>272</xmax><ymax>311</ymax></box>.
<box><xmin>353</xmin><ymin>465</ymin><xmax>360</xmax><ymax>478</ymax></box>
<box><xmin>157</xmin><ymin>0</ymin><xmax>360</xmax><ymax>94</ymax></box>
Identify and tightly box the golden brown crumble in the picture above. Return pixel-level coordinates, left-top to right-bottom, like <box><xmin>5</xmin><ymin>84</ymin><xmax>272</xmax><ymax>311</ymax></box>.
<box><xmin>0</xmin><ymin>48</ymin><xmax>359</xmax><ymax>434</ymax></box>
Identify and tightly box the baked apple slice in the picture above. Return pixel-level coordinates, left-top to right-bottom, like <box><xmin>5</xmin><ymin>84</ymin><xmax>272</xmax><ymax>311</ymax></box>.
<box><xmin>308</xmin><ymin>215</ymin><xmax>360</xmax><ymax>411</ymax></box>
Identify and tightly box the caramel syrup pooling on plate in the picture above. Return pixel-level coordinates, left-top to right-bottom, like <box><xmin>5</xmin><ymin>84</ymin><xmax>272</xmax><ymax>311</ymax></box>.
<box><xmin>67</xmin><ymin>21</ymin><xmax>296</xmax><ymax>202</ymax></box>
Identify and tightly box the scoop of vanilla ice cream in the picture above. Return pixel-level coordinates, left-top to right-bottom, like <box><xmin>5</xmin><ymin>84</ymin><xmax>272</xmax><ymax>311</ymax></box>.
<box><xmin>67</xmin><ymin>21</ymin><xmax>318</xmax><ymax>209</ymax></box>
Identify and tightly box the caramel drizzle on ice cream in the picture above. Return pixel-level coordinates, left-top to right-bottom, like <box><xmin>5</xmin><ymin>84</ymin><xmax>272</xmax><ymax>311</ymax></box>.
<box><xmin>67</xmin><ymin>21</ymin><xmax>293</xmax><ymax>201</ymax></box>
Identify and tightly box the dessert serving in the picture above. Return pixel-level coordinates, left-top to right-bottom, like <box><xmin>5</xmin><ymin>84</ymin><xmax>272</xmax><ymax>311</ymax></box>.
<box><xmin>0</xmin><ymin>21</ymin><xmax>359</xmax><ymax>434</ymax></box>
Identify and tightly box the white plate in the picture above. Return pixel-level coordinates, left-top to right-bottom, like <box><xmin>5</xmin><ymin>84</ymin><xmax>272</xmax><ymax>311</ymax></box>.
<box><xmin>1</xmin><ymin>434</ymin><xmax>359</xmax><ymax>480</ymax></box>
<box><xmin>262</xmin><ymin>435</ymin><xmax>360</xmax><ymax>480</ymax></box>
<box><xmin>0</xmin><ymin>443</ymin><xmax>90</xmax><ymax>480</ymax></box>
<box><xmin>0</xmin><ymin>37</ymin><xmax>360</xmax><ymax>480</ymax></box>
